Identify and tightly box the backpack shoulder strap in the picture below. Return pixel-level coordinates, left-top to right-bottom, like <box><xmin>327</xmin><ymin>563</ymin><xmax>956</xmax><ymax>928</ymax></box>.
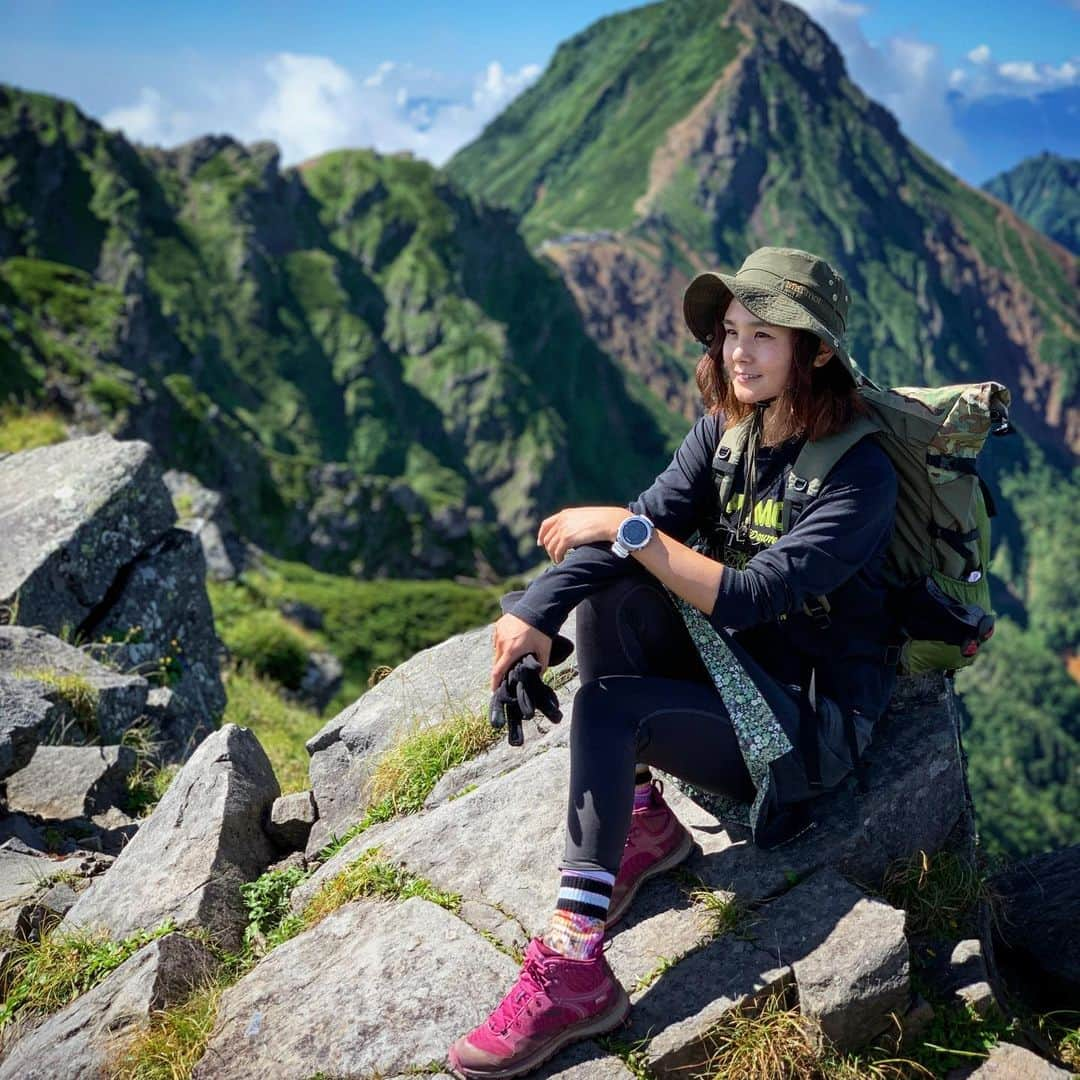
<box><xmin>711</xmin><ymin>414</ymin><xmax>755</xmax><ymax>515</ymax></box>
<box><xmin>782</xmin><ymin>414</ymin><xmax>881</xmax><ymax>532</ymax></box>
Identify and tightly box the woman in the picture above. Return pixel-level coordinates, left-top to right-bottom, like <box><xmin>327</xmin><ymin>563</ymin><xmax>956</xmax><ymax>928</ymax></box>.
<box><xmin>448</xmin><ymin>247</ymin><xmax>899</xmax><ymax>1080</ymax></box>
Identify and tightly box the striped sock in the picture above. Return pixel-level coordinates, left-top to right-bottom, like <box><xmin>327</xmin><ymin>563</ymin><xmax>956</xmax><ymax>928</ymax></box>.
<box><xmin>542</xmin><ymin>868</ymin><xmax>615</xmax><ymax>960</ymax></box>
<box><xmin>633</xmin><ymin>779</ymin><xmax>654</xmax><ymax>812</ymax></box>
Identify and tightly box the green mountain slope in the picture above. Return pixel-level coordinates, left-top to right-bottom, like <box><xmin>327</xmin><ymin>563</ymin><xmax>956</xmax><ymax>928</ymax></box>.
<box><xmin>448</xmin><ymin>0</ymin><xmax>1079</xmax><ymax>463</ymax></box>
<box><xmin>448</xmin><ymin>0</ymin><xmax>1080</xmax><ymax>858</ymax></box>
<box><xmin>0</xmin><ymin>85</ymin><xmax>682</xmax><ymax>576</ymax></box>
<box><xmin>983</xmin><ymin>152</ymin><xmax>1080</xmax><ymax>258</ymax></box>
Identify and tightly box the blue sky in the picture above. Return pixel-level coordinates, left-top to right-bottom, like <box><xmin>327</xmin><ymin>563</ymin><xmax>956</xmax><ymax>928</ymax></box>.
<box><xmin>2</xmin><ymin>0</ymin><xmax>1078</xmax><ymax>182</ymax></box>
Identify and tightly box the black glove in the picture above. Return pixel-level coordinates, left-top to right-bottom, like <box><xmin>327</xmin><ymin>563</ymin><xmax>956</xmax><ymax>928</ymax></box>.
<box><xmin>489</xmin><ymin>591</ymin><xmax>575</xmax><ymax>746</ymax></box>
<box><xmin>489</xmin><ymin>652</ymin><xmax>571</xmax><ymax>746</ymax></box>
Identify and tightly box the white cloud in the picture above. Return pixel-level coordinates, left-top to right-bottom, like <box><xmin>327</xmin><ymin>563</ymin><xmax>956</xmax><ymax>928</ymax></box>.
<box><xmin>952</xmin><ymin>53</ymin><xmax>1080</xmax><ymax>99</ymax></box>
<box><xmin>99</xmin><ymin>53</ymin><xmax>541</xmax><ymax>167</ymax></box>
<box><xmin>790</xmin><ymin>0</ymin><xmax>969</xmax><ymax>167</ymax></box>
<box><xmin>102</xmin><ymin>87</ymin><xmax>199</xmax><ymax>146</ymax></box>
<box><xmin>967</xmin><ymin>44</ymin><xmax>991</xmax><ymax>65</ymax></box>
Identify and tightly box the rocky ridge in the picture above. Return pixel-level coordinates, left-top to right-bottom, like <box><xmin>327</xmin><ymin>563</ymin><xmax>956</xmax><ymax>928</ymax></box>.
<box><xmin>1</xmin><ymin>572</ymin><xmax>1077</xmax><ymax>1075</ymax></box>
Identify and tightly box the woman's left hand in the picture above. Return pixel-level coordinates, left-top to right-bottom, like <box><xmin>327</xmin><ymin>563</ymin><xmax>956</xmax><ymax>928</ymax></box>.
<box><xmin>537</xmin><ymin>506</ymin><xmax>626</xmax><ymax>564</ymax></box>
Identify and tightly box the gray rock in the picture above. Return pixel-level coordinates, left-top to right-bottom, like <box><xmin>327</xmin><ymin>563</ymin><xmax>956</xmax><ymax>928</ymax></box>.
<box><xmin>0</xmin><ymin>676</ymin><xmax>55</xmax><ymax>781</ymax></box>
<box><xmin>0</xmin><ymin>932</ymin><xmax>216</xmax><ymax>1080</ymax></box>
<box><xmin>194</xmin><ymin>898</ymin><xmax>519</xmax><ymax>1079</ymax></box>
<box><xmin>5</xmin><ymin>745</ymin><xmax>137</xmax><ymax>821</ymax></box>
<box><xmin>293</xmin><ymin>744</ymin><xmax>572</xmax><ymax>934</ymax></box>
<box><xmin>0</xmin><ymin>434</ymin><xmax>176</xmax><ymax>632</ymax></box>
<box><xmin>36</xmin><ymin>880</ymin><xmax>81</xmax><ymax>917</ymax></box>
<box><xmin>950</xmin><ymin>939</ymin><xmax>1001</xmax><ymax>1018</ymax></box>
<box><xmin>992</xmin><ymin>842</ymin><xmax>1080</xmax><ymax>1008</ymax></box>
<box><xmin>81</xmin><ymin>527</ymin><xmax>226</xmax><ymax>752</ymax></box>
<box><xmin>755</xmin><ymin>868</ymin><xmax>910</xmax><ymax>1051</ymax></box>
<box><xmin>298</xmin><ymin>649</ymin><xmax>343</xmax><ymax>712</ymax></box>
<box><xmin>267</xmin><ymin>790</ymin><xmax>317</xmax><ymax>852</ymax></box>
<box><xmin>966</xmin><ymin>1042</ymin><xmax>1073</xmax><ymax>1078</ymax></box>
<box><xmin>163</xmin><ymin>469</ymin><xmax>252</xmax><ymax>583</ymax></box>
<box><xmin>61</xmin><ymin>724</ymin><xmax>279</xmax><ymax>949</ymax></box>
<box><xmin>0</xmin><ymin>812</ymin><xmax>49</xmax><ymax>852</ymax></box>
<box><xmin>305</xmin><ymin>611</ymin><xmax>577</xmax><ymax>854</ymax></box>
<box><xmin>0</xmin><ymin>627</ymin><xmax>149</xmax><ymax>743</ymax></box>
<box><xmin>632</xmin><ymin>937</ymin><xmax>793</xmax><ymax>1075</ymax></box>
<box><xmin>0</xmin><ymin>847</ymin><xmax>93</xmax><ymax>936</ymax></box>
<box><xmin>278</xmin><ymin>600</ymin><xmax>323</xmax><ymax>630</ymax></box>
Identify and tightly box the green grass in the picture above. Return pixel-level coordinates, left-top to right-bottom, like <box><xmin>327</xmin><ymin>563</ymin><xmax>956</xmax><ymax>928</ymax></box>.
<box><xmin>0</xmin><ymin>405</ymin><xmax>67</xmax><ymax>453</ymax></box>
<box><xmin>120</xmin><ymin>725</ymin><xmax>180</xmax><ymax>818</ymax></box>
<box><xmin>107</xmin><ymin>974</ymin><xmax>233</xmax><ymax>1080</ymax></box>
<box><xmin>876</xmin><ymin>850</ymin><xmax>994</xmax><ymax>939</ymax></box>
<box><xmin>0</xmin><ymin>922</ymin><xmax>178</xmax><ymax>1031</ymax></box>
<box><xmin>208</xmin><ymin>558</ymin><xmax>500</xmax><ymax>713</ymax></box>
<box><xmin>218</xmin><ymin>609</ymin><xmax>312</xmax><ymax>691</ymax></box>
<box><xmin>13</xmin><ymin>668</ymin><xmax>99</xmax><ymax>739</ymax></box>
<box><xmin>219</xmin><ymin>666</ymin><xmax>323</xmax><ymax>795</ymax></box>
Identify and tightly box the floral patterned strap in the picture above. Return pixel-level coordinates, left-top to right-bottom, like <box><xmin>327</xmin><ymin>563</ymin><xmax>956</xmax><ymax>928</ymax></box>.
<box><xmin>666</xmin><ymin>591</ymin><xmax>794</xmax><ymax>833</ymax></box>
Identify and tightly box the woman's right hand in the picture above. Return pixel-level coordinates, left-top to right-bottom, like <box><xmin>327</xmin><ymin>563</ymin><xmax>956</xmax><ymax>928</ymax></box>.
<box><xmin>491</xmin><ymin>613</ymin><xmax>552</xmax><ymax>691</ymax></box>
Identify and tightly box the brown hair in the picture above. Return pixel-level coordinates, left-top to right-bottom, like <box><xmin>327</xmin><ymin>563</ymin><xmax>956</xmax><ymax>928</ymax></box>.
<box><xmin>694</xmin><ymin>312</ymin><xmax>867</xmax><ymax>443</ymax></box>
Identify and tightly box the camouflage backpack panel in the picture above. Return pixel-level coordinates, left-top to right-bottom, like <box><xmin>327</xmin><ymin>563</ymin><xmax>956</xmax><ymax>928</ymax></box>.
<box><xmin>859</xmin><ymin>381</ymin><xmax>1010</xmax><ymax>673</ymax></box>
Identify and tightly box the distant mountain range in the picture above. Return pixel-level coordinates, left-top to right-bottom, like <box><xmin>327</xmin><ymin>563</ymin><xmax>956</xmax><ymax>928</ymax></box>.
<box><xmin>0</xmin><ymin>90</ymin><xmax>681</xmax><ymax>578</ymax></box>
<box><xmin>1</xmin><ymin>0</ymin><xmax>1077</xmax><ymax>858</ymax></box>
<box><xmin>984</xmin><ymin>152</ymin><xmax>1080</xmax><ymax>258</ymax></box>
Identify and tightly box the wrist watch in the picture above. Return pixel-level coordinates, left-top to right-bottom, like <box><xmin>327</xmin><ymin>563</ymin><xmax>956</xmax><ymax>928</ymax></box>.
<box><xmin>612</xmin><ymin>514</ymin><xmax>655</xmax><ymax>558</ymax></box>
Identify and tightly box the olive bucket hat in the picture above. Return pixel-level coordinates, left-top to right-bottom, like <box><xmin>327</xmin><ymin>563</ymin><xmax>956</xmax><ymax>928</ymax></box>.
<box><xmin>683</xmin><ymin>247</ymin><xmax>857</xmax><ymax>383</ymax></box>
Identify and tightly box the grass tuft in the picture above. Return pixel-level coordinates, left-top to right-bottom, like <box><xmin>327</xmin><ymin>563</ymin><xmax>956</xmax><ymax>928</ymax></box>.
<box><xmin>690</xmin><ymin>991</ymin><xmax>821</xmax><ymax>1080</ymax></box>
<box><xmin>0</xmin><ymin>922</ymin><xmax>177</xmax><ymax>1032</ymax></box>
<box><xmin>315</xmin><ymin>707</ymin><xmax>499</xmax><ymax>861</ymax></box>
<box><xmin>300</xmin><ymin>847</ymin><xmax>460</xmax><ymax>930</ymax></box>
<box><xmin>109</xmin><ymin>979</ymin><xmax>227</xmax><ymax>1080</ymax></box>
<box><xmin>14</xmin><ymin>668</ymin><xmax>99</xmax><ymax>738</ymax></box>
<box><xmin>362</xmin><ymin>709</ymin><xmax>500</xmax><ymax>819</ymax></box>
<box><xmin>878</xmin><ymin>849</ymin><xmax>994</xmax><ymax>938</ymax></box>
<box><xmin>121</xmin><ymin>725</ymin><xmax>178</xmax><ymax>818</ymax></box>
<box><xmin>689</xmin><ymin>886</ymin><xmax>754</xmax><ymax>941</ymax></box>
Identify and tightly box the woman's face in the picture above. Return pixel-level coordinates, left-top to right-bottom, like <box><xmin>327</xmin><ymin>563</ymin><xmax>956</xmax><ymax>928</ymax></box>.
<box><xmin>721</xmin><ymin>298</ymin><xmax>797</xmax><ymax>404</ymax></box>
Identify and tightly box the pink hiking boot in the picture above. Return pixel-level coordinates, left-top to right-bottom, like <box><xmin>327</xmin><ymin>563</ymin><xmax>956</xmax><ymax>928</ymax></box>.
<box><xmin>447</xmin><ymin>937</ymin><xmax>629</xmax><ymax>1079</ymax></box>
<box><xmin>607</xmin><ymin>779</ymin><xmax>693</xmax><ymax>929</ymax></box>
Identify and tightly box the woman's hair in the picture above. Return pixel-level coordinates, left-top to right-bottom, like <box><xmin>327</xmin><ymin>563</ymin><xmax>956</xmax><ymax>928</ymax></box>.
<box><xmin>695</xmin><ymin>310</ymin><xmax>868</xmax><ymax>442</ymax></box>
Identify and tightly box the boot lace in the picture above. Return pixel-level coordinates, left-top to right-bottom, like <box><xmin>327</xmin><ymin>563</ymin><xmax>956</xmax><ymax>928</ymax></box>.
<box><xmin>488</xmin><ymin>951</ymin><xmax>551</xmax><ymax>1034</ymax></box>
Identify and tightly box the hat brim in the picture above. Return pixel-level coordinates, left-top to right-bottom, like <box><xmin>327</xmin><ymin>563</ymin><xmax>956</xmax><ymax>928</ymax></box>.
<box><xmin>683</xmin><ymin>272</ymin><xmax>857</xmax><ymax>384</ymax></box>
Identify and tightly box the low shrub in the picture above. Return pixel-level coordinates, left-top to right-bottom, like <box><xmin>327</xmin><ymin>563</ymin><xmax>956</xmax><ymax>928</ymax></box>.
<box><xmin>219</xmin><ymin>610</ymin><xmax>309</xmax><ymax>690</ymax></box>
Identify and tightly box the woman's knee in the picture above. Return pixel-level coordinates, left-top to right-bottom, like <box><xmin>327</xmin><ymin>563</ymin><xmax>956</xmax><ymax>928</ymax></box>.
<box><xmin>576</xmin><ymin>575</ymin><xmax>681</xmax><ymax>681</ymax></box>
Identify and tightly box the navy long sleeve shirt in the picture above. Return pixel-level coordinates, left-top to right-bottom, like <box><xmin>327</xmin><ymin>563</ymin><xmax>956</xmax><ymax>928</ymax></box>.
<box><xmin>510</xmin><ymin>414</ymin><xmax>900</xmax><ymax>720</ymax></box>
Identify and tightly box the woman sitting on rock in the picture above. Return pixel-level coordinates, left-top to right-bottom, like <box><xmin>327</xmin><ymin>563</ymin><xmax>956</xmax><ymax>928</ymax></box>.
<box><xmin>448</xmin><ymin>247</ymin><xmax>900</xmax><ymax>1079</ymax></box>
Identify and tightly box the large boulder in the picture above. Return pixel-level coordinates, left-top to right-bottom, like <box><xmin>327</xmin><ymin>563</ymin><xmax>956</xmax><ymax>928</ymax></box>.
<box><xmin>81</xmin><ymin>527</ymin><xmax>226</xmax><ymax>751</ymax></box>
<box><xmin>304</xmin><ymin>611</ymin><xmax>577</xmax><ymax>854</ymax></box>
<box><xmin>0</xmin><ymin>932</ymin><xmax>216</xmax><ymax>1079</ymax></box>
<box><xmin>5</xmin><ymin>745</ymin><xmax>137</xmax><ymax>821</ymax></box>
<box><xmin>0</xmin><ymin>627</ymin><xmax>149</xmax><ymax>743</ymax></box>
<box><xmin>0</xmin><ymin>434</ymin><xmax>175</xmax><ymax>633</ymax></box>
<box><xmin>992</xmin><ymin>843</ymin><xmax>1080</xmax><ymax>1008</ymax></box>
<box><xmin>60</xmin><ymin>724</ymin><xmax>280</xmax><ymax>949</ymax></box>
<box><xmin>193</xmin><ymin>896</ymin><xmax>614</xmax><ymax>1080</ymax></box>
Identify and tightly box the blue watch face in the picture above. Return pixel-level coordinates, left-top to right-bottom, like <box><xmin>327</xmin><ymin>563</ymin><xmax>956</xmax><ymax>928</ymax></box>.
<box><xmin>621</xmin><ymin>518</ymin><xmax>649</xmax><ymax>546</ymax></box>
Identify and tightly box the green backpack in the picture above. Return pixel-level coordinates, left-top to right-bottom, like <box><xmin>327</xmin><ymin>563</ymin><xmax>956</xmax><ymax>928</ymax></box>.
<box><xmin>713</xmin><ymin>379</ymin><xmax>1013</xmax><ymax>673</ymax></box>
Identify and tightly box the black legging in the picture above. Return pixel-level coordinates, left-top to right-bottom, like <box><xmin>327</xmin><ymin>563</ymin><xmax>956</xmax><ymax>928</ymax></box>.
<box><xmin>563</xmin><ymin>573</ymin><xmax>759</xmax><ymax>874</ymax></box>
